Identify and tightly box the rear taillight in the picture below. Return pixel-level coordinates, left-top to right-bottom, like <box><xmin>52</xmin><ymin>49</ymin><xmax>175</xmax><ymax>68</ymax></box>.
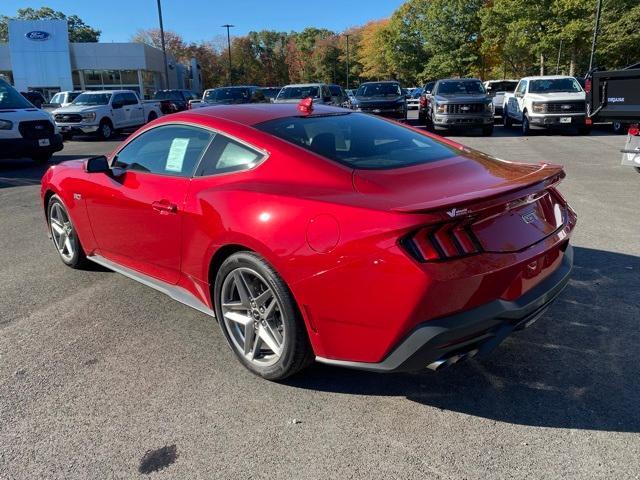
<box><xmin>629</xmin><ymin>124</ymin><xmax>639</xmax><ymax>136</ymax></box>
<box><xmin>402</xmin><ymin>221</ymin><xmax>482</xmax><ymax>262</ymax></box>
<box><xmin>584</xmin><ymin>79</ymin><xmax>591</xmax><ymax>93</ymax></box>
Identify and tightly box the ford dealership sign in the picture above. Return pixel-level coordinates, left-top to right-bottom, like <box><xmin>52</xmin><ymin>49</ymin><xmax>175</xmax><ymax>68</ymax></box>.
<box><xmin>25</xmin><ymin>31</ymin><xmax>51</xmax><ymax>41</ymax></box>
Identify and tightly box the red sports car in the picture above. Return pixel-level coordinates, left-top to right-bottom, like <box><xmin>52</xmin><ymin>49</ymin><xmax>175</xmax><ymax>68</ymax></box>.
<box><xmin>41</xmin><ymin>102</ymin><xmax>576</xmax><ymax>380</ymax></box>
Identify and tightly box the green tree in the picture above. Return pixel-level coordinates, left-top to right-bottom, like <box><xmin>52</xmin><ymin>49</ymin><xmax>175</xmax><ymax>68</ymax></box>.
<box><xmin>597</xmin><ymin>0</ymin><xmax>640</xmax><ymax>70</ymax></box>
<box><xmin>0</xmin><ymin>7</ymin><xmax>100</xmax><ymax>42</ymax></box>
<box><xmin>357</xmin><ymin>20</ymin><xmax>394</xmax><ymax>80</ymax></box>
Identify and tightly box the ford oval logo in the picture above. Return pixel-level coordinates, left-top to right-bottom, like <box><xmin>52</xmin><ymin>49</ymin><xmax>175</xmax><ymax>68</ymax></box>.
<box><xmin>25</xmin><ymin>31</ymin><xmax>51</xmax><ymax>41</ymax></box>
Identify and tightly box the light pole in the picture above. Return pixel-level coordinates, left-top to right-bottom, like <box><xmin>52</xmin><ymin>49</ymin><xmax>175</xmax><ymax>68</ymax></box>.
<box><xmin>556</xmin><ymin>39</ymin><xmax>563</xmax><ymax>74</ymax></box>
<box><xmin>588</xmin><ymin>0</ymin><xmax>603</xmax><ymax>71</ymax></box>
<box><xmin>156</xmin><ymin>0</ymin><xmax>169</xmax><ymax>89</ymax></box>
<box><xmin>222</xmin><ymin>24</ymin><xmax>234</xmax><ymax>85</ymax></box>
<box><xmin>345</xmin><ymin>34</ymin><xmax>350</xmax><ymax>90</ymax></box>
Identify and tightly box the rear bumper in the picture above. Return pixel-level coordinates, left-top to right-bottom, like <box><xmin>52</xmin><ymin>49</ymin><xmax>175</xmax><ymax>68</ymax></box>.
<box><xmin>0</xmin><ymin>134</ymin><xmax>63</xmax><ymax>159</ymax></box>
<box><xmin>316</xmin><ymin>244</ymin><xmax>573</xmax><ymax>372</ymax></box>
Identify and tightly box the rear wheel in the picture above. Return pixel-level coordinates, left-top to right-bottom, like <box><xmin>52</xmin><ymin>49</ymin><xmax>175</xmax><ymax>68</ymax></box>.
<box><xmin>214</xmin><ymin>252</ymin><xmax>313</xmax><ymax>381</ymax></box>
<box><xmin>612</xmin><ymin>121</ymin><xmax>627</xmax><ymax>135</ymax></box>
<box><xmin>577</xmin><ymin>125</ymin><xmax>591</xmax><ymax>135</ymax></box>
<box><xmin>47</xmin><ymin>195</ymin><xmax>89</xmax><ymax>269</ymax></box>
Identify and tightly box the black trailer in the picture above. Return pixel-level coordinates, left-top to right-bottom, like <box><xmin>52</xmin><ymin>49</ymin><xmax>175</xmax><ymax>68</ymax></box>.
<box><xmin>586</xmin><ymin>63</ymin><xmax>640</xmax><ymax>173</ymax></box>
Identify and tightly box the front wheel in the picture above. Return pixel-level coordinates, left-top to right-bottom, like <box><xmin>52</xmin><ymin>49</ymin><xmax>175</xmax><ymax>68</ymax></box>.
<box><xmin>521</xmin><ymin>114</ymin><xmax>531</xmax><ymax>135</ymax></box>
<box><xmin>214</xmin><ymin>252</ymin><xmax>313</xmax><ymax>381</ymax></box>
<box><xmin>147</xmin><ymin>111</ymin><xmax>158</xmax><ymax>122</ymax></box>
<box><xmin>97</xmin><ymin>119</ymin><xmax>113</xmax><ymax>140</ymax></box>
<box><xmin>47</xmin><ymin>195</ymin><xmax>89</xmax><ymax>268</ymax></box>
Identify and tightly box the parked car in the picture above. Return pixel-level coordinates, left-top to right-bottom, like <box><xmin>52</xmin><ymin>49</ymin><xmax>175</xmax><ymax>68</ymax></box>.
<box><xmin>20</xmin><ymin>91</ymin><xmax>46</xmax><ymax>108</ymax></box>
<box><xmin>425</xmin><ymin>78</ymin><xmax>494</xmax><ymax>135</ymax></box>
<box><xmin>503</xmin><ymin>76</ymin><xmax>589</xmax><ymax>135</ymax></box>
<box><xmin>0</xmin><ymin>78</ymin><xmax>63</xmax><ymax>163</ymax></box>
<box><xmin>52</xmin><ymin>90</ymin><xmax>163</xmax><ymax>140</ymax></box>
<box><xmin>350</xmin><ymin>81</ymin><xmax>406</xmax><ymax>120</ymax></box>
<box><xmin>274</xmin><ymin>83</ymin><xmax>334</xmax><ymax>104</ymax></box>
<box><xmin>483</xmin><ymin>80</ymin><xmax>518</xmax><ymax>117</ymax></box>
<box><xmin>328</xmin><ymin>84</ymin><xmax>349</xmax><ymax>107</ymax></box>
<box><xmin>197</xmin><ymin>86</ymin><xmax>267</xmax><ymax>108</ymax></box>
<box><xmin>261</xmin><ymin>87</ymin><xmax>282</xmax><ymax>103</ymax></box>
<box><xmin>153</xmin><ymin>89</ymin><xmax>200</xmax><ymax>114</ymax></box>
<box><xmin>44</xmin><ymin>91</ymin><xmax>84</xmax><ymax>111</ymax></box>
<box><xmin>407</xmin><ymin>88</ymin><xmax>423</xmax><ymax>110</ymax></box>
<box><xmin>41</xmin><ymin>101</ymin><xmax>576</xmax><ymax>380</ymax></box>
<box><xmin>418</xmin><ymin>81</ymin><xmax>436</xmax><ymax>122</ymax></box>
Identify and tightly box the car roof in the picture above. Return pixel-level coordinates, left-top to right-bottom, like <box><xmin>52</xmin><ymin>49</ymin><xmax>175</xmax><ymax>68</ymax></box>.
<box><xmin>171</xmin><ymin>103</ymin><xmax>348</xmax><ymax>126</ymax></box>
<box><xmin>82</xmin><ymin>90</ymin><xmax>130</xmax><ymax>94</ymax></box>
<box><xmin>282</xmin><ymin>83</ymin><xmax>325</xmax><ymax>87</ymax></box>
<box><xmin>360</xmin><ymin>80</ymin><xmax>399</xmax><ymax>84</ymax></box>
<box><xmin>437</xmin><ymin>78</ymin><xmax>481</xmax><ymax>82</ymax></box>
<box><xmin>520</xmin><ymin>75</ymin><xmax>577</xmax><ymax>81</ymax></box>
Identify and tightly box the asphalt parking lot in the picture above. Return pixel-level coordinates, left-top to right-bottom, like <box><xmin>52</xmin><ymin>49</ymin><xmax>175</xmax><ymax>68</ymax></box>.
<box><xmin>1</xmin><ymin>114</ymin><xmax>639</xmax><ymax>479</ymax></box>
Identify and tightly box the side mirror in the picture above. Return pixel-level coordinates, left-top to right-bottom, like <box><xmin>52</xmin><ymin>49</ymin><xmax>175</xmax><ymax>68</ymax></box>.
<box><xmin>515</xmin><ymin>91</ymin><xmax>523</xmax><ymax>98</ymax></box>
<box><xmin>85</xmin><ymin>155</ymin><xmax>110</xmax><ymax>173</ymax></box>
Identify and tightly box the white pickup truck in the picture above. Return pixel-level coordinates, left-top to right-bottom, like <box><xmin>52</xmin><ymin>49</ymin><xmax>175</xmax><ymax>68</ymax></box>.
<box><xmin>0</xmin><ymin>77</ymin><xmax>63</xmax><ymax>164</ymax></box>
<box><xmin>503</xmin><ymin>76</ymin><xmax>589</xmax><ymax>135</ymax></box>
<box><xmin>52</xmin><ymin>90</ymin><xmax>163</xmax><ymax>140</ymax></box>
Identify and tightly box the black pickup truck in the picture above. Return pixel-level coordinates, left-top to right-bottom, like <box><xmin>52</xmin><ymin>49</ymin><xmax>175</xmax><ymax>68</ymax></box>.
<box><xmin>586</xmin><ymin>63</ymin><xmax>640</xmax><ymax>172</ymax></box>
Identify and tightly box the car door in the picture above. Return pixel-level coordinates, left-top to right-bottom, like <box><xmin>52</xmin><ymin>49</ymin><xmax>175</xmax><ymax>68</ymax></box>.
<box><xmin>83</xmin><ymin>124</ymin><xmax>215</xmax><ymax>284</ymax></box>
<box><xmin>110</xmin><ymin>93</ymin><xmax>127</xmax><ymax>128</ymax></box>
<box><xmin>125</xmin><ymin>92</ymin><xmax>144</xmax><ymax>126</ymax></box>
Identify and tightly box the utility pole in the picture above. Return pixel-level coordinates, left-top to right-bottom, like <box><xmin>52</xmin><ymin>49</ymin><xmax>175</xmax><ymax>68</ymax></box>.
<box><xmin>556</xmin><ymin>39</ymin><xmax>563</xmax><ymax>74</ymax></box>
<box><xmin>345</xmin><ymin>34</ymin><xmax>350</xmax><ymax>90</ymax></box>
<box><xmin>222</xmin><ymin>24</ymin><xmax>234</xmax><ymax>85</ymax></box>
<box><xmin>588</xmin><ymin>0</ymin><xmax>603</xmax><ymax>71</ymax></box>
<box><xmin>156</xmin><ymin>0</ymin><xmax>169</xmax><ymax>89</ymax></box>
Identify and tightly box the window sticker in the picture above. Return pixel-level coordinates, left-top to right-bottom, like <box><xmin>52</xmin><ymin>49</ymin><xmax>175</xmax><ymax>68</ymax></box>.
<box><xmin>165</xmin><ymin>138</ymin><xmax>190</xmax><ymax>172</ymax></box>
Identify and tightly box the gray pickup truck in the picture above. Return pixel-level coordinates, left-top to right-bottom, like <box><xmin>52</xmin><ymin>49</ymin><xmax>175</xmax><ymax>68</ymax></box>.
<box><xmin>425</xmin><ymin>78</ymin><xmax>494</xmax><ymax>135</ymax></box>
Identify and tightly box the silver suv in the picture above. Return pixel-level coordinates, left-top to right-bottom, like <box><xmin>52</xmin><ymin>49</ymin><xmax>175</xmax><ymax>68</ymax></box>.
<box><xmin>274</xmin><ymin>83</ymin><xmax>334</xmax><ymax>104</ymax></box>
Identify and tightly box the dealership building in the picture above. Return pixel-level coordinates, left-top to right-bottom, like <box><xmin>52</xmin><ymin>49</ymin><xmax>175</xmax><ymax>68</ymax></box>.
<box><xmin>0</xmin><ymin>19</ymin><xmax>200</xmax><ymax>100</ymax></box>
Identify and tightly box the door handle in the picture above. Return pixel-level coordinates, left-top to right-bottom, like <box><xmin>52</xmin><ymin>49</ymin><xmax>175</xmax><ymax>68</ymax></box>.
<box><xmin>152</xmin><ymin>200</ymin><xmax>177</xmax><ymax>214</ymax></box>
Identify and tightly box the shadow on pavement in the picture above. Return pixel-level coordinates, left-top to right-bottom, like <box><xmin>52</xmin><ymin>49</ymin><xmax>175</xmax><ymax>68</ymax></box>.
<box><xmin>286</xmin><ymin>246</ymin><xmax>640</xmax><ymax>433</ymax></box>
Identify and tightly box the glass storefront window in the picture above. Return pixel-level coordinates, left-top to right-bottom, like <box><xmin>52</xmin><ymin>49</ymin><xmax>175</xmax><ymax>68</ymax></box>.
<box><xmin>103</xmin><ymin>70</ymin><xmax>121</xmax><ymax>84</ymax></box>
<box><xmin>84</xmin><ymin>70</ymin><xmax>102</xmax><ymax>85</ymax></box>
<box><xmin>121</xmin><ymin>70</ymin><xmax>138</xmax><ymax>85</ymax></box>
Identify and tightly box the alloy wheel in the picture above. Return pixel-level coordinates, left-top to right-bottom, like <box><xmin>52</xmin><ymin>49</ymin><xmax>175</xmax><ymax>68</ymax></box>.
<box><xmin>220</xmin><ymin>267</ymin><xmax>285</xmax><ymax>367</ymax></box>
<box><xmin>49</xmin><ymin>203</ymin><xmax>75</xmax><ymax>262</ymax></box>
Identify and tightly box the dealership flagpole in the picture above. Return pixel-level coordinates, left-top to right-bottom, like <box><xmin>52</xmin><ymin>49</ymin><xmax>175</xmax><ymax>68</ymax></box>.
<box><xmin>156</xmin><ymin>0</ymin><xmax>170</xmax><ymax>89</ymax></box>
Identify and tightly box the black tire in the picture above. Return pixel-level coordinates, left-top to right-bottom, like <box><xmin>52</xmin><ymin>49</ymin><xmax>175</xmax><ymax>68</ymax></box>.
<box><xmin>97</xmin><ymin>119</ymin><xmax>113</xmax><ymax>140</ymax></box>
<box><xmin>62</xmin><ymin>132</ymin><xmax>73</xmax><ymax>141</ymax></box>
<box><xmin>612</xmin><ymin>121</ymin><xmax>627</xmax><ymax>135</ymax></box>
<box><xmin>148</xmin><ymin>111</ymin><xmax>158</xmax><ymax>122</ymax></box>
<box><xmin>47</xmin><ymin>194</ymin><xmax>89</xmax><ymax>269</ymax></box>
<box><xmin>482</xmin><ymin>125</ymin><xmax>494</xmax><ymax>136</ymax></box>
<box><xmin>521</xmin><ymin>113</ymin><xmax>531</xmax><ymax>135</ymax></box>
<box><xmin>503</xmin><ymin>111</ymin><xmax>513</xmax><ymax>128</ymax></box>
<box><xmin>577</xmin><ymin>126</ymin><xmax>591</xmax><ymax>135</ymax></box>
<box><xmin>31</xmin><ymin>152</ymin><xmax>52</xmax><ymax>164</ymax></box>
<box><xmin>214</xmin><ymin>251</ymin><xmax>313</xmax><ymax>381</ymax></box>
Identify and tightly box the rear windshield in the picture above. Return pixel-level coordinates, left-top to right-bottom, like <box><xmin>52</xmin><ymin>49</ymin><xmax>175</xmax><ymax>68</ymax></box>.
<box><xmin>0</xmin><ymin>79</ymin><xmax>33</xmax><ymax>109</ymax></box>
<box><xmin>204</xmin><ymin>88</ymin><xmax>250</xmax><ymax>101</ymax></box>
<box><xmin>278</xmin><ymin>86</ymin><xmax>321</xmax><ymax>100</ymax></box>
<box><xmin>72</xmin><ymin>93</ymin><xmax>112</xmax><ymax>106</ymax></box>
<box><xmin>154</xmin><ymin>91</ymin><xmax>184</xmax><ymax>101</ymax></box>
<box><xmin>529</xmin><ymin>78</ymin><xmax>582</xmax><ymax>93</ymax></box>
<box><xmin>255</xmin><ymin>112</ymin><xmax>457</xmax><ymax>170</ymax></box>
<box><xmin>437</xmin><ymin>80</ymin><xmax>485</xmax><ymax>95</ymax></box>
<box><xmin>356</xmin><ymin>83</ymin><xmax>401</xmax><ymax>97</ymax></box>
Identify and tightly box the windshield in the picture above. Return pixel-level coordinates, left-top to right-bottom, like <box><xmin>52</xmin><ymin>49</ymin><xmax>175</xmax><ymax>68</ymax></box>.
<box><xmin>256</xmin><ymin>112</ymin><xmax>456</xmax><ymax>170</ymax></box>
<box><xmin>154</xmin><ymin>91</ymin><xmax>184</xmax><ymax>101</ymax></box>
<box><xmin>204</xmin><ymin>88</ymin><xmax>251</xmax><ymax>101</ymax></box>
<box><xmin>437</xmin><ymin>80</ymin><xmax>485</xmax><ymax>95</ymax></box>
<box><xmin>529</xmin><ymin>78</ymin><xmax>582</xmax><ymax>94</ymax></box>
<box><xmin>72</xmin><ymin>93</ymin><xmax>112</xmax><ymax>106</ymax></box>
<box><xmin>262</xmin><ymin>87</ymin><xmax>281</xmax><ymax>99</ymax></box>
<box><xmin>356</xmin><ymin>83</ymin><xmax>401</xmax><ymax>98</ymax></box>
<box><xmin>277</xmin><ymin>86</ymin><xmax>321</xmax><ymax>100</ymax></box>
<box><xmin>485</xmin><ymin>81</ymin><xmax>518</xmax><ymax>94</ymax></box>
<box><xmin>0</xmin><ymin>79</ymin><xmax>34</xmax><ymax>109</ymax></box>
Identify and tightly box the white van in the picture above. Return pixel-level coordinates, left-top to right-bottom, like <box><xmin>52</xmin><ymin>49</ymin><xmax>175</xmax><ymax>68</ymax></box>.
<box><xmin>0</xmin><ymin>78</ymin><xmax>63</xmax><ymax>163</ymax></box>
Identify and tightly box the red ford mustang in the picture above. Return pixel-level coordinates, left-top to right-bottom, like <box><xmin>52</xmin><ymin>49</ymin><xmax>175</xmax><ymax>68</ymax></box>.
<box><xmin>41</xmin><ymin>102</ymin><xmax>576</xmax><ymax>380</ymax></box>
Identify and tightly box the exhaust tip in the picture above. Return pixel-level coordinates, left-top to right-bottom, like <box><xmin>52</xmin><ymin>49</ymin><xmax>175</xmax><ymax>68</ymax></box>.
<box><xmin>427</xmin><ymin>359</ymin><xmax>447</xmax><ymax>371</ymax></box>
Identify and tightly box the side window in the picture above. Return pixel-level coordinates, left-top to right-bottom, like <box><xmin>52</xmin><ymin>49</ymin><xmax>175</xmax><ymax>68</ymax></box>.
<box><xmin>197</xmin><ymin>135</ymin><xmax>264</xmax><ymax>176</ymax></box>
<box><xmin>114</xmin><ymin>125</ymin><xmax>214</xmax><ymax>177</ymax></box>
<box><xmin>112</xmin><ymin>93</ymin><xmax>125</xmax><ymax>107</ymax></box>
<box><xmin>516</xmin><ymin>81</ymin><xmax>527</xmax><ymax>95</ymax></box>
<box><xmin>123</xmin><ymin>92</ymin><xmax>138</xmax><ymax>105</ymax></box>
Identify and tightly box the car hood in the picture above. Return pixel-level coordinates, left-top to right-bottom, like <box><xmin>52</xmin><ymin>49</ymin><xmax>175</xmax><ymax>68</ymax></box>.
<box><xmin>353</xmin><ymin>96</ymin><xmax>404</xmax><ymax>104</ymax></box>
<box><xmin>526</xmin><ymin>92</ymin><xmax>585</xmax><ymax>101</ymax></box>
<box><xmin>352</xmin><ymin>143</ymin><xmax>564</xmax><ymax>212</ymax></box>
<box><xmin>433</xmin><ymin>94</ymin><xmax>489</xmax><ymax>103</ymax></box>
<box><xmin>52</xmin><ymin>105</ymin><xmax>101</xmax><ymax>115</ymax></box>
